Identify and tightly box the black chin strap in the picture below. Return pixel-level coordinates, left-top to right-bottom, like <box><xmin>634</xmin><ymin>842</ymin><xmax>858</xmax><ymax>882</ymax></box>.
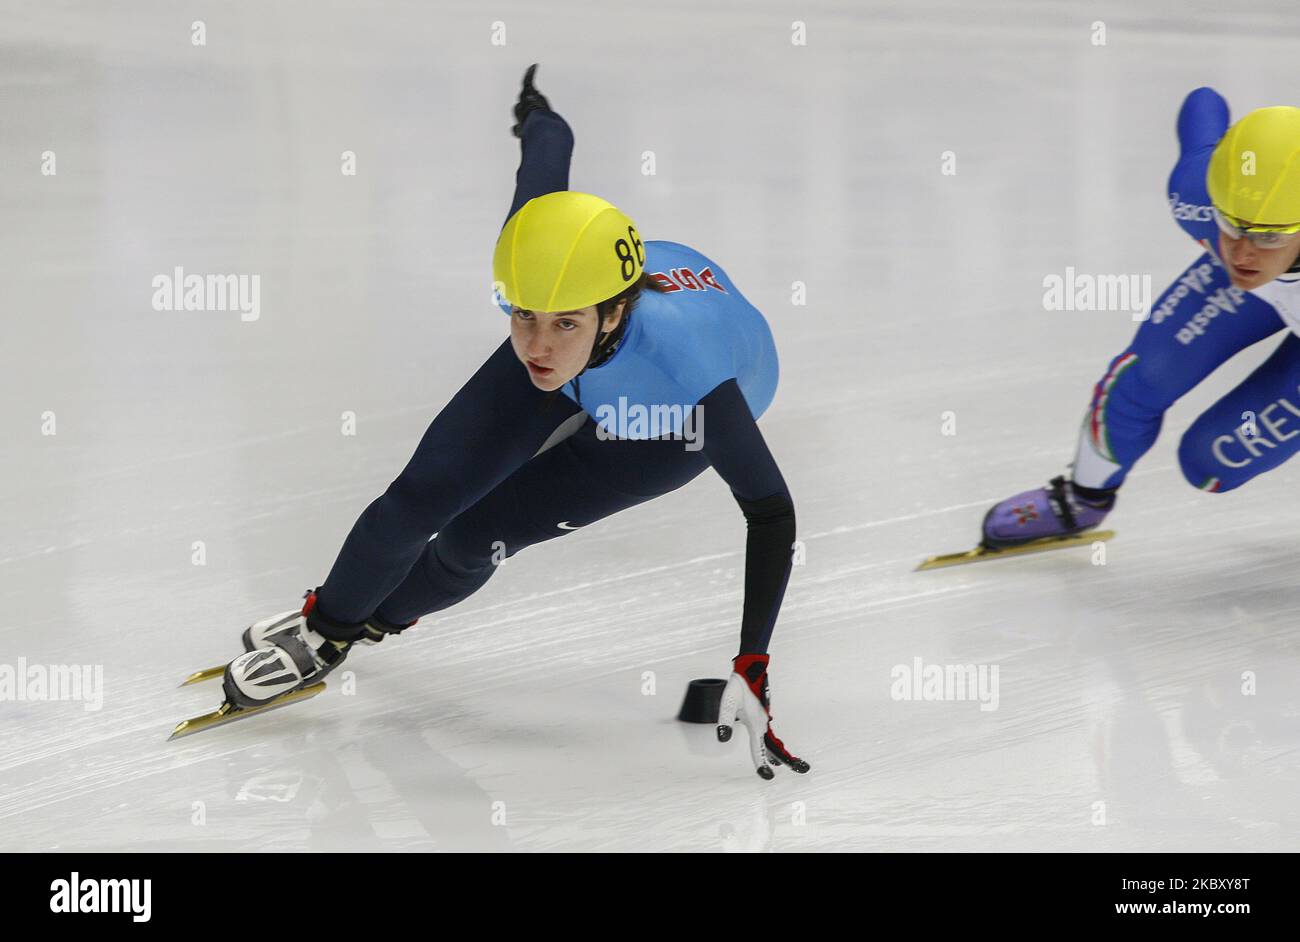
<box><xmin>571</xmin><ymin>308</ymin><xmax>630</xmax><ymax>403</ymax></box>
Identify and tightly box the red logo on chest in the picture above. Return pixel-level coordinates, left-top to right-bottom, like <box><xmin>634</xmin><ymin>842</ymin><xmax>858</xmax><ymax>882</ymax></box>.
<box><xmin>649</xmin><ymin>266</ymin><xmax>728</xmax><ymax>294</ymax></box>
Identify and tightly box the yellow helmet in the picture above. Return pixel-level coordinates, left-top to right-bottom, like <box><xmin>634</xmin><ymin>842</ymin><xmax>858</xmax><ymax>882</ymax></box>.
<box><xmin>493</xmin><ymin>191</ymin><xmax>645</xmax><ymax>313</ymax></box>
<box><xmin>1207</xmin><ymin>106</ymin><xmax>1300</xmax><ymax>227</ymax></box>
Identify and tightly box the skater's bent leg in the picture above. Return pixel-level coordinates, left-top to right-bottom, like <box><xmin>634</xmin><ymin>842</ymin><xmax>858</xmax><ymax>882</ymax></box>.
<box><xmin>1071</xmin><ymin>253</ymin><xmax>1285</xmax><ymax>490</ymax></box>
<box><xmin>376</xmin><ymin>424</ymin><xmax>711</xmax><ymax>625</ymax></box>
<box><xmin>1179</xmin><ymin>332</ymin><xmax>1300</xmax><ymax>492</ymax></box>
<box><xmin>314</xmin><ymin>339</ymin><xmax>582</xmax><ymax>624</ymax></box>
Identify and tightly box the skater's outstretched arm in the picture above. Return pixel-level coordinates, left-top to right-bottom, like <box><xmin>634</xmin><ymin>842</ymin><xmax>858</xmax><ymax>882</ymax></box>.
<box><xmin>1168</xmin><ymin>86</ymin><xmax>1229</xmax><ymax>249</ymax></box>
<box><xmin>695</xmin><ymin>378</ymin><xmax>795</xmax><ymax>657</ymax></box>
<box><xmin>503</xmin><ymin>65</ymin><xmax>574</xmax><ymax>228</ymax></box>
<box><xmin>697</xmin><ymin>380</ymin><xmax>808</xmax><ymax>777</ymax></box>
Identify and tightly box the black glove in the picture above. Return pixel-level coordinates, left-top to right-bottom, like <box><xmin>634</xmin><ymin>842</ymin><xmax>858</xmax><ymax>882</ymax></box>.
<box><xmin>511</xmin><ymin>63</ymin><xmax>553</xmax><ymax>138</ymax></box>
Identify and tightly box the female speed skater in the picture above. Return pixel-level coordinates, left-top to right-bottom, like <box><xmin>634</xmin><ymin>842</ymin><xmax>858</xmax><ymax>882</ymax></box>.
<box><xmin>982</xmin><ymin>87</ymin><xmax>1300</xmax><ymax>549</ymax></box>
<box><xmin>219</xmin><ymin>66</ymin><xmax>809</xmax><ymax>780</ymax></box>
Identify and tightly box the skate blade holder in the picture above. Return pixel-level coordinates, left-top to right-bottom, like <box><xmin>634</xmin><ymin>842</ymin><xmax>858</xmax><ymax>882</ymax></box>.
<box><xmin>916</xmin><ymin>529</ymin><xmax>1116</xmax><ymax>571</ymax></box>
<box><xmin>168</xmin><ymin>682</ymin><xmax>327</xmax><ymax>740</ymax></box>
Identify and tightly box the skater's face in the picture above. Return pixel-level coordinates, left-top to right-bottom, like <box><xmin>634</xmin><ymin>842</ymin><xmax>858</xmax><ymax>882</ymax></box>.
<box><xmin>1217</xmin><ymin>228</ymin><xmax>1300</xmax><ymax>290</ymax></box>
<box><xmin>510</xmin><ymin>300</ymin><xmax>626</xmax><ymax>390</ymax></box>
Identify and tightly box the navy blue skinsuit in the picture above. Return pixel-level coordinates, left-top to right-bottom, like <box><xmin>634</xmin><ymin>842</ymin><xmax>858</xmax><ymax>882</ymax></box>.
<box><xmin>315</xmin><ymin>110</ymin><xmax>794</xmax><ymax>655</ymax></box>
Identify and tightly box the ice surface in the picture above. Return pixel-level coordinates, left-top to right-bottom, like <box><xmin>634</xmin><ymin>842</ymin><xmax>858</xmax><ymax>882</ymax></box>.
<box><xmin>1</xmin><ymin>0</ymin><xmax>1296</xmax><ymax>851</ymax></box>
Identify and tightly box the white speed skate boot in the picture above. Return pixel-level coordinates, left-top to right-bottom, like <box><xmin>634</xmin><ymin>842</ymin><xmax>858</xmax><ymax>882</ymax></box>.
<box><xmin>224</xmin><ymin>590</ymin><xmax>417</xmax><ymax>708</ymax></box>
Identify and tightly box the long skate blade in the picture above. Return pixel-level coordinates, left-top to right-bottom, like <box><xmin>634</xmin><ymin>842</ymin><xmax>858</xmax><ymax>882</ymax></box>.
<box><xmin>180</xmin><ymin>665</ymin><xmax>227</xmax><ymax>687</ymax></box>
<box><xmin>916</xmin><ymin>530</ymin><xmax>1116</xmax><ymax>571</ymax></box>
<box><xmin>168</xmin><ymin>682</ymin><xmax>326</xmax><ymax>741</ymax></box>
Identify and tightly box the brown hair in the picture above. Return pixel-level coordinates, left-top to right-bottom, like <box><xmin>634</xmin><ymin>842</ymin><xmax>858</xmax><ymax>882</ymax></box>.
<box><xmin>596</xmin><ymin>268</ymin><xmax>669</xmax><ymax>325</ymax></box>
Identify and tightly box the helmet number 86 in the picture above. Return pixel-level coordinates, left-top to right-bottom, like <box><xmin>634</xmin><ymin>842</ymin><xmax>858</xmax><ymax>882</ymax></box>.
<box><xmin>613</xmin><ymin>226</ymin><xmax>644</xmax><ymax>282</ymax></box>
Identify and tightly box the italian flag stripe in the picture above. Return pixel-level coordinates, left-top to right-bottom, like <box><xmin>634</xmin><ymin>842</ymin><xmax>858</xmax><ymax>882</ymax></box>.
<box><xmin>1090</xmin><ymin>353</ymin><xmax>1139</xmax><ymax>462</ymax></box>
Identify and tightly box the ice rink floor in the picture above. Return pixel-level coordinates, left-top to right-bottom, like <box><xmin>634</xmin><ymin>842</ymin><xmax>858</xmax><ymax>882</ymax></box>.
<box><xmin>2</xmin><ymin>1</ymin><xmax>1297</xmax><ymax>851</ymax></box>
